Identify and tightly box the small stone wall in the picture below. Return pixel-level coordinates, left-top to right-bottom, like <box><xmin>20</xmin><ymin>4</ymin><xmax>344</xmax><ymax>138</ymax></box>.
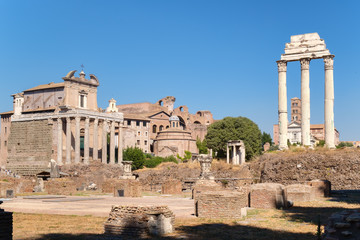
<box><xmin>0</xmin><ymin>202</ymin><xmax>13</xmax><ymax>240</ymax></box>
<box><xmin>286</xmin><ymin>184</ymin><xmax>312</xmax><ymax>202</ymax></box>
<box><xmin>306</xmin><ymin>179</ymin><xmax>331</xmax><ymax>199</ymax></box>
<box><xmin>195</xmin><ymin>189</ymin><xmax>248</xmax><ymax>219</ymax></box>
<box><xmin>192</xmin><ymin>180</ymin><xmax>222</xmax><ymax>200</ymax></box>
<box><xmin>0</xmin><ymin>182</ymin><xmax>15</xmax><ymax>198</ymax></box>
<box><xmin>104</xmin><ymin>206</ymin><xmax>175</xmax><ymax>237</ymax></box>
<box><xmin>44</xmin><ymin>178</ymin><xmax>77</xmax><ymax>195</ymax></box>
<box><xmin>250</xmin><ymin>183</ymin><xmax>288</xmax><ymax>209</ymax></box>
<box><xmin>161</xmin><ymin>180</ymin><xmax>182</xmax><ymax>194</ymax></box>
<box><xmin>102</xmin><ymin>179</ymin><xmax>142</xmax><ymax>197</ymax></box>
<box><xmin>323</xmin><ymin>210</ymin><xmax>360</xmax><ymax>240</ymax></box>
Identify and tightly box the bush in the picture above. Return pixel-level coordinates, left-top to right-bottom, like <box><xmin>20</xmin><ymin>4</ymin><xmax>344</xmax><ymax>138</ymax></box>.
<box><xmin>144</xmin><ymin>155</ymin><xmax>178</xmax><ymax>168</ymax></box>
<box><xmin>268</xmin><ymin>145</ymin><xmax>279</xmax><ymax>151</ymax></box>
<box><xmin>317</xmin><ymin>140</ymin><xmax>325</xmax><ymax>147</ymax></box>
<box><xmin>123</xmin><ymin>147</ymin><xmax>145</xmax><ymax>170</ymax></box>
<box><xmin>177</xmin><ymin>151</ymin><xmax>192</xmax><ymax>162</ymax></box>
<box><xmin>336</xmin><ymin>142</ymin><xmax>353</xmax><ymax>149</ymax></box>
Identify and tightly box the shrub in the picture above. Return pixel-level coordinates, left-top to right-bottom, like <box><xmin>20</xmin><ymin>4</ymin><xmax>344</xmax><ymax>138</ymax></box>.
<box><xmin>144</xmin><ymin>155</ymin><xmax>178</xmax><ymax>168</ymax></box>
<box><xmin>177</xmin><ymin>151</ymin><xmax>192</xmax><ymax>162</ymax></box>
<box><xmin>123</xmin><ymin>147</ymin><xmax>145</xmax><ymax>170</ymax></box>
<box><xmin>336</xmin><ymin>142</ymin><xmax>353</xmax><ymax>149</ymax></box>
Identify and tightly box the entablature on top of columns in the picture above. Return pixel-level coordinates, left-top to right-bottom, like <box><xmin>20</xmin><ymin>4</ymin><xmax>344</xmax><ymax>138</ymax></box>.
<box><xmin>11</xmin><ymin>108</ymin><xmax>124</xmax><ymax>123</ymax></box>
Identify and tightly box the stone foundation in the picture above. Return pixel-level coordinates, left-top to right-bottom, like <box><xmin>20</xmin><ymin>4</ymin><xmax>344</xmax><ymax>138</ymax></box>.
<box><xmin>192</xmin><ymin>180</ymin><xmax>222</xmax><ymax>200</ymax></box>
<box><xmin>161</xmin><ymin>180</ymin><xmax>182</xmax><ymax>194</ymax></box>
<box><xmin>102</xmin><ymin>179</ymin><xmax>142</xmax><ymax>197</ymax></box>
<box><xmin>306</xmin><ymin>179</ymin><xmax>331</xmax><ymax>199</ymax></box>
<box><xmin>250</xmin><ymin>183</ymin><xmax>288</xmax><ymax>209</ymax></box>
<box><xmin>44</xmin><ymin>178</ymin><xmax>77</xmax><ymax>195</ymax></box>
<box><xmin>285</xmin><ymin>184</ymin><xmax>312</xmax><ymax>202</ymax></box>
<box><xmin>323</xmin><ymin>210</ymin><xmax>360</xmax><ymax>240</ymax></box>
<box><xmin>0</xmin><ymin>182</ymin><xmax>15</xmax><ymax>198</ymax></box>
<box><xmin>195</xmin><ymin>189</ymin><xmax>248</xmax><ymax>219</ymax></box>
<box><xmin>104</xmin><ymin>206</ymin><xmax>175</xmax><ymax>237</ymax></box>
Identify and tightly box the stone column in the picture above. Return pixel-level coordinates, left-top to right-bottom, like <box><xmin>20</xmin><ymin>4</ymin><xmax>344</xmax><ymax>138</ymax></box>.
<box><xmin>232</xmin><ymin>145</ymin><xmax>236</xmax><ymax>164</ymax></box>
<box><xmin>110</xmin><ymin>121</ymin><xmax>115</xmax><ymax>164</ymax></box>
<box><xmin>74</xmin><ymin>116</ymin><xmax>80</xmax><ymax>164</ymax></box>
<box><xmin>57</xmin><ymin>118</ymin><xmax>63</xmax><ymax>164</ymax></box>
<box><xmin>226</xmin><ymin>144</ymin><xmax>229</xmax><ymax>164</ymax></box>
<box><xmin>324</xmin><ymin>55</ymin><xmax>335</xmax><ymax>148</ymax></box>
<box><xmin>300</xmin><ymin>58</ymin><xmax>311</xmax><ymax>146</ymax></box>
<box><xmin>118</xmin><ymin>123</ymin><xmax>123</xmax><ymax>164</ymax></box>
<box><xmin>277</xmin><ymin>60</ymin><xmax>288</xmax><ymax>150</ymax></box>
<box><xmin>84</xmin><ymin>117</ymin><xmax>90</xmax><ymax>164</ymax></box>
<box><xmin>102</xmin><ymin>120</ymin><xmax>108</xmax><ymax>164</ymax></box>
<box><xmin>66</xmin><ymin>117</ymin><xmax>71</xmax><ymax>164</ymax></box>
<box><xmin>93</xmin><ymin>118</ymin><xmax>99</xmax><ymax>160</ymax></box>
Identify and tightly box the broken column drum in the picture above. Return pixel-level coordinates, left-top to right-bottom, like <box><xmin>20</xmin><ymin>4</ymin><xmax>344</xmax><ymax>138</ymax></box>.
<box><xmin>277</xmin><ymin>33</ymin><xmax>335</xmax><ymax>149</ymax></box>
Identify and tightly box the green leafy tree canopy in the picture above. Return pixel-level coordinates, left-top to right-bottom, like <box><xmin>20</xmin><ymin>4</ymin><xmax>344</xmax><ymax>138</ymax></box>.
<box><xmin>123</xmin><ymin>147</ymin><xmax>145</xmax><ymax>170</ymax></box>
<box><xmin>261</xmin><ymin>132</ymin><xmax>272</xmax><ymax>146</ymax></box>
<box><xmin>196</xmin><ymin>138</ymin><xmax>208</xmax><ymax>154</ymax></box>
<box><xmin>205</xmin><ymin>116</ymin><xmax>262</xmax><ymax>160</ymax></box>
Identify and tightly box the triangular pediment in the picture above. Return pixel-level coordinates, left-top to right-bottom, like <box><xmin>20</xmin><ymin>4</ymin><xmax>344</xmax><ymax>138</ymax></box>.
<box><xmin>148</xmin><ymin>111</ymin><xmax>170</xmax><ymax>120</ymax></box>
<box><xmin>288</xmin><ymin>121</ymin><xmax>301</xmax><ymax>128</ymax></box>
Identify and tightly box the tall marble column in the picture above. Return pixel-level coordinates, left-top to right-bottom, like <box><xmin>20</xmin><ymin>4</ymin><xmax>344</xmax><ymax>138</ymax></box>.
<box><xmin>66</xmin><ymin>117</ymin><xmax>71</xmax><ymax>164</ymax></box>
<box><xmin>102</xmin><ymin>120</ymin><xmax>108</xmax><ymax>164</ymax></box>
<box><xmin>226</xmin><ymin>144</ymin><xmax>229</xmax><ymax>164</ymax></box>
<box><xmin>75</xmin><ymin>117</ymin><xmax>80</xmax><ymax>164</ymax></box>
<box><xmin>93</xmin><ymin>118</ymin><xmax>99</xmax><ymax>160</ymax></box>
<box><xmin>232</xmin><ymin>145</ymin><xmax>236</xmax><ymax>164</ymax></box>
<box><xmin>110</xmin><ymin>121</ymin><xmax>115</xmax><ymax>164</ymax></box>
<box><xmin>57</xmin><ymin>118</ymin><xmax>63</xmax><ymax>164</ymax></box>
<box><xmin>277</xmin><ymin>60</ymin><xmax>288</xmax><ymax>149</ymax></box>
<box><xmin>84</xmin><ymin>117</ymin><xmax>90</xmax><ymax>164</ymax></box>
<box><xmin>118</xmin><ymin>123</ymin><xmax>123</xmax><ymax>164</ymax></box>
<box><xmin>324</xmin><ymin>55</ymin><xmax>335</xmax><ymax>148</ymax></box>
<box><xmin>300</xmin><ymin>58</ymin><xmax>311</xmax><ymax>146</ymax></box>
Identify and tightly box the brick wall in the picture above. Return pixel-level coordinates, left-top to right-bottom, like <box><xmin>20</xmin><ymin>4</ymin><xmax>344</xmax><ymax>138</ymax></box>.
<box><xmin>44</xmin><ymin>178</ymin><xmax>77</xmax><ymax>195</ymax></box>
<box><xmin>161</xmin><ymin>179</ymin><xmax>182</xmax><ymax>194</ymax></box>
<box><xmin>250</xmin><ymin>183</ymin><xmax>288</xmax><ymax>209</ymax></box>
<box><xmin>102</xmin><ymin>179</ymin><xmax>142</xmax><ymax>197</ymax></box>
<box><xmin>195</xmin><ymin>189</ymin><xmax>248</xmax><ymax>219</ymax></box>
<box><xmin>7</xmin><ymin>120</ymin><xmax>52</xmax><ymax>174</ymax></box>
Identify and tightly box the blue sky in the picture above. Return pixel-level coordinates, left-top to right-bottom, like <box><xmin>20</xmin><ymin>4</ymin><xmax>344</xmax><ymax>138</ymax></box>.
<box><xmin>0</xmin><ymin>1</ymin><xmax>359</xmax><ymax>141</ymax></box>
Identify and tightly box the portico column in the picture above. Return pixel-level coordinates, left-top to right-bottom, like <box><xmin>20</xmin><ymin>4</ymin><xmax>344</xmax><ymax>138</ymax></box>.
<box><xmin>75</xmin><ymin>117</ymin><xmax>80</xmax><ymax>164</ymax></box>
<box><xmin>324</xmin><ymin>55</ymin><xmax>335</xmax><ymax>148</ymax></box>
<box><xmin>84</xmin><ymin>117</ymin><xmax>90</xmax><ymax>164</ymax></box>
<box><xmin>118</xmin><ymin>123</ymin><xmax>123</xmax><ymax>164</ymax></box>
<box><xmin>57</xmin><ymin>118</ymin><xmax>63</xmax><ymax>164</ymax></box>
<box><xmin>66</xmin><ymin>117</ymin><xmax>71</xmax><ymax>164</ymax></box>
<box><xmin>232</xmin><ymin>145</ymin><xmax>236</xmax><ymax>164</ymax></box>
<box><xmin>226</xmin><ymin>144</ymin><xmax>229</xmax><ymax>164</ymax></box>
<box><xmin>102</xmin><ymin>120</ymin><xmax>108</xmax><ymax>164</ymax></box>
<box><xmin>110</xmin><ymin>121</ymin><xmax>115</xmax><ymax>164</ymax></box>
<box><xmin>93</xmin><ymin>118</ymin><xmax>99</xmax><ymax>160</ymax></box>
<box><xmin>277</xmin><ymin>60</ymin><xmax>288</xmax><ymax>149</ymax></box>
<box><xmin>300</xmin><ymin>58</ymin><xmax>311</xmax><ymax>146</ymax></box>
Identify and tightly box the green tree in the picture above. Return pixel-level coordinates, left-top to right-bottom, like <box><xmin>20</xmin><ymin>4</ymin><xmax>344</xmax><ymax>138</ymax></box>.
<box><xmin>123</xmin><ymin>147</ymin><xmax>145</xmax><ymax>170</ymax></box>
<box><xmin>261</xmin><ymin>132</ymin><xmax>272</xmax><ymax>146</ymax></box>
<box><xmin>205</xmin><ymin>116</ymin><xmax>262</xmax><ymax>160</ymax></box>
<box><xmin>196</xmin><ymin>138</ymin><xmax>208</xmax><ymax>154</ymax></box>
<box><xmin>176</xmin><ymin>151</ymin><xmax>192</xmax><ymax>162</ymax></box>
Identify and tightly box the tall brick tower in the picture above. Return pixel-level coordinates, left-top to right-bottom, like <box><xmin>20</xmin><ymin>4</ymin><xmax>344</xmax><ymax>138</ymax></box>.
<box><xmin>291</xmin><ymin>97</ymin><xmax>301</xmax><ymax>122</ymax></box>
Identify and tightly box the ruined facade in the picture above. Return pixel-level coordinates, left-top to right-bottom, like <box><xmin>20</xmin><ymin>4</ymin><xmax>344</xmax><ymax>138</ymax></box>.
<box><xmin>0</xmin><ymin>70</ymin><xmax>125</xmax><ymax>174</ymax></box>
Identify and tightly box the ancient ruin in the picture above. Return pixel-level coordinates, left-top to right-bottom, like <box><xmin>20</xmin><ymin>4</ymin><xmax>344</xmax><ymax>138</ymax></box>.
<box><xmin>104</xmin><ymin>206</ymin><xmax>175</xmax><ymax>237</ymax></box>
<box><xmin>226</xmin><ymin>140</ymin><xmax>245</xmax><ymax>164</ymax></box>
<box><xmin>277</xmin><ymin>33</ymin><xmax>335</xmax><ymax>149</ymax></box>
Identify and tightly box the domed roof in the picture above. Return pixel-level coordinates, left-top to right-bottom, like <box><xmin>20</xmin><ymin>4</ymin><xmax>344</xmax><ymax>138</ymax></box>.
<box><xmin>169</xmin><ymin>115</ymin><xmax>180</xmax><ymax>121</ymax></box>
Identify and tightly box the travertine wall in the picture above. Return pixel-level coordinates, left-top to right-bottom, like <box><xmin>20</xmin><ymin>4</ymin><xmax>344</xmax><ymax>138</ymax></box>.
<box><xmin>7</xmin><ymin>120</ymin><xmax>52</xmax><ymax>174</ymax></box>
<box><xmin>195</xmin><ymin>189</ymin><xmax>248</xmax><ymax>219</ymax></box>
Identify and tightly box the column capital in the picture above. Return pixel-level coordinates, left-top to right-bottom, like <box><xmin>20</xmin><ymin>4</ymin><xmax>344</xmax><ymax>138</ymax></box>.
<box><xmin>277</xmin><ymin>60</ymin><xmax>287</xmax><ymax>72</ymax></box>
<box><xmin>324</xmin><ymin>55</ymin><xmax>334</xmax><ymax>70</ymax></box>
<box><xmin>66</xmin><ymin>116</ymin><xmax>71</xmax><ymax>122</ymax></box>
<box><xmin>75</xmin><ymin>116</ymin><xmax>80</xmax><ymax>122</ymax></box>
<box><xmin>300</xmin><ymin>58</ymin><xmax>311</xmax><ymax>70</ymax></box>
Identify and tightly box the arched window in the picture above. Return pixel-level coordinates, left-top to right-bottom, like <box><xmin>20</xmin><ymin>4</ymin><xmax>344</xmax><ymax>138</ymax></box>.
<box><xmin>152</xmin><ymin>125</ymin><xmax>157</xmax><ymax>133</ymax></box>
<box><xmin>172</xmin><ymin>122</ymin><xmax>175</xmax><ymax>128</ymax></box>
<box><xmin>159</xmin><ymin>125</ymin><xmax>164</xmax><ymax>131</ymax></box>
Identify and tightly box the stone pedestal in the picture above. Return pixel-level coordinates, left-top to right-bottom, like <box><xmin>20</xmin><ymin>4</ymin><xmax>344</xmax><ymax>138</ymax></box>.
<box><xmin>119</xmin><ymin>161</ymin><xmax>135</xmax><ymax>180</ymax></box>
<box><xmin>198</xmin><ymin>154</ymin><xmax>213</xmax><ymax>180</ymax></box>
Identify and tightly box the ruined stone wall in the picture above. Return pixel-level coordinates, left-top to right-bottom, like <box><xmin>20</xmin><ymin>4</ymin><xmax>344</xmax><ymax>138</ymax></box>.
<box><xmin>44</xmin><ymin>178</ymin><xmax>77</xmax><ymax>195</ymax></box>
<box><xmin>102</xmin><ymin>179</ymin><xmax>142</xmax><ymax>197</ymax></box>
<box><xmin>251</xmin><ymin>150</ymin><xmax>360</xmax><ymax>190</ymax></box>
<box><xmin>0</xmin><ymin>114</ymin><xmax>11</xmax><ymax>168</ymax></box>
<box><xmin>196</xmin><ymin>189</ymin><xmax>248</xmax><ymax>219</ymax></box>
<box><xmin>7</xmin><ymin>120</ymin><xmax>52</xmax><ymax>174</ymax></box>
<box><xmin>161</xmin><ymin>179</ymin><xmax>182</xmax><ymax>194</ymax></box>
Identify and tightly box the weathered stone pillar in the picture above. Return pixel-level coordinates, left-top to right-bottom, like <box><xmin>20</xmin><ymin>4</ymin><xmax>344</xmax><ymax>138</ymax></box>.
<box><xmin>240</xmin><ymin>145</ymin><xmax>246</xmax><ymax>164</ymax></box>
<box><xmin>102</xmin><ymin>120</ymin><xmax>108</xmax><ymax>164</ymax></box>
<box><xmin>300</xmin><ymin>58</ymin><xmax>311</xmax><ymax>146</ymax></box>
<box><xmin>110</xmin><ymin>121</ymin><xmax>115</xmax><ymax>164</ymax></box>
<box><xmin>66</xmin><ymin>117</ymin><xmax>71</xmax><ymax>164</ymax></box>
<box><xmin>84</xmin><ymin>117</ymin><xmax>90</xmax><ymax>164</ymax></box>
<box><xmin>57</xmin><ymin>118</ymin><xmax>63</xmax><ymax>164</ymax></box>
<box><xmin>277</xmin><ymin>60</ymin><xmax>288</xmax><ymax>150</ymax></box>
<box><xmin>93</xmin><ymin>118</ymin><xmax>99</xmax><ymax>160</ymax></box>
<box><xmin>118</xmin><ymin>123</ymin><xmax>123</xmax><ymax>164</ymax></box>
<box><xmin>324</xmin><ymin>55</ymin><xmax>335</xmax><ymax>148</ymax></box>
<box><xmin>198</xmin><ymin>154</ymin><xmax>214</xmax><ymax>180</ymax></box>
<box><xmin>226</xmin><ymin>144</ymin><xmax>229</xmax><ymax>164</ymax></box>
<box><xmin>233</xmin><ymin>145</ymin><xmax>236</xmax><ymax>164</ymax></box>
<box><xmin>75</xmin><ymin>116</ymin><xmax>81</xmax><ymax>164</ymax></box>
